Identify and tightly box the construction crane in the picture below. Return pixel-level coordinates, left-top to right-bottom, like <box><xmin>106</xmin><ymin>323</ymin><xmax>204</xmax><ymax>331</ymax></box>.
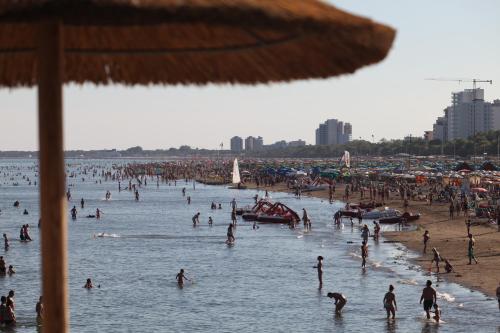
<box><xmin>425</xmin><ymin>78</ymin><xmax>492</xmax><ymax>100</ymax></box>
<box><xmin>425</xmin><ymin>78</ymin><xmax>493</xmax><ymax>140</ymax></box>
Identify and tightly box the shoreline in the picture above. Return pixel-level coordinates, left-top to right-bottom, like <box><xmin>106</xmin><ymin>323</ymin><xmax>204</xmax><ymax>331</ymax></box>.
<box><xmin>243</xmin><ymin>182</ymin><xmax>499</xmax><ymax>298</ymax></box>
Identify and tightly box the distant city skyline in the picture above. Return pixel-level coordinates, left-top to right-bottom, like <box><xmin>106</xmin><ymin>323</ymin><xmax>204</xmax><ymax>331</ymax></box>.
<box><xmin>1</xmin><ymin>0</ymin><xmax>499</xmax><ymax>150</ymax></box>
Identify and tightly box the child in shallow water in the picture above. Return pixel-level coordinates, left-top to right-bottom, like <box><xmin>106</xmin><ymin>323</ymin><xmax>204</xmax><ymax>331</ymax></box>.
<box><xmin>432</xmin><ymin>303</ymin><xmax>441</xmax><ymax>322</ymax></box>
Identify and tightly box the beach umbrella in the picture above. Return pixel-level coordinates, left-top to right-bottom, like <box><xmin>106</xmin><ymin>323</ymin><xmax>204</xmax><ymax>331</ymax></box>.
<box><xmin>0</xmin><ymin>1</ymin><xmax>395</xmax><ymax>332</ymax></box>
<box><xmin>471</xmin><ymin>187</ymin><xmax>488</xmax><ymax>193</ymax></box>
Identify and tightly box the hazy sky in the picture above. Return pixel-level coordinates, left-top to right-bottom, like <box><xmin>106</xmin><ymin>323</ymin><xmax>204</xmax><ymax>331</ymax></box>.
<box><xmin>1</xmin><ymin>0</ymin><xmax>499</xmax><ymax>151</ymax></box>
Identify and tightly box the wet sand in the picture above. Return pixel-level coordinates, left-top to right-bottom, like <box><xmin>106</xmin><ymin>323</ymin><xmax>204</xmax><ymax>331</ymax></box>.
<box><xmin>246</xmin><ymin>182</ymin><xmax>500</xmax><ymax>297</ymax></box>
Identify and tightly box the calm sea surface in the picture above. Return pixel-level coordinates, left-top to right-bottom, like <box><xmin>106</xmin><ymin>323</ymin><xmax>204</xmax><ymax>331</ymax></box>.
<box><xmin>0</xmin><ymin>159</ymin><xmax>498</xmax><ymax>333</ymax></box>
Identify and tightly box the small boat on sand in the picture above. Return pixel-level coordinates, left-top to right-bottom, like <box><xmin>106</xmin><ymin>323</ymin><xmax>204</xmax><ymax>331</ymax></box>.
<box><xmin>378</xmin><ymin>212</ymin><xmax>420</xmax><ymax>224</ymax></box>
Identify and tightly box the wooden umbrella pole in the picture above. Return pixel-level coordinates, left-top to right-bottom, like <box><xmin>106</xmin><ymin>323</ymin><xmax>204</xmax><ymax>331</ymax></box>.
<box><xmin>37</xmin><ymin>20</ymin><xmax>69</xmax><ymax>333</ymax></box>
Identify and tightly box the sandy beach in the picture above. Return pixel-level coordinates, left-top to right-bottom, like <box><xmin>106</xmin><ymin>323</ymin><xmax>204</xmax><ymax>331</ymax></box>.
<box><xmin>246</xmin><ymin>182</ymin><xmax>500</xmax><ymax>298</ymax></box>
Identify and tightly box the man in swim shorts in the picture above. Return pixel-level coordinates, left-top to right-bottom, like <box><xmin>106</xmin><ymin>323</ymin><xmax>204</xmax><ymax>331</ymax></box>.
<box><xmin>419</xmin><ymin>280</ymin><xmax>437</xmax><ymax>319</ymax></box>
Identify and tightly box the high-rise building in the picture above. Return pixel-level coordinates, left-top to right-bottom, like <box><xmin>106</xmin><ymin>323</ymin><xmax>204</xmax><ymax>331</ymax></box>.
<box><xmin>432</xmin><ymin>88</ymin><xmax>500</xmax><ymax>141</ymax></box>
<box><xmin>244</xmin><ymin>136</ymin><xmax>264</xmax><ymax>151</ymax></box>
<box><xmin>432</xmin><ymin>114</ymin><xmax>448</xmax><ymax>142</ymax></box>
<box><xmin>315</xmin><ymin>119</ymin><xmax>352</xmax><ymax>145</ymax></box>
<box><xmin>344</xmin><ymin>123</ymin><xmax>352</xmax><ymax>142</ymax></box>
<box><xmin>254</xmin><ymin>136</ymin><xmax>264</xmax><ymax>150</ymax></box>
<box><xmin>230</xmin><ymin>136</ymin><xmax>243</xmax><ymax>152</ymax></box>
<box><xmin>245</xmin><ymin>136</ymin><xmax>254</xmax><ymax>151</ymax></box>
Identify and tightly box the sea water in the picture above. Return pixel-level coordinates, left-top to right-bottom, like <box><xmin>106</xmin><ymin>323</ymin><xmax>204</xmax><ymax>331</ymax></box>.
<box><xmin>0</xmin><ymin>159</ymin><xmax>498</xmax><ymax>333</ymax></box>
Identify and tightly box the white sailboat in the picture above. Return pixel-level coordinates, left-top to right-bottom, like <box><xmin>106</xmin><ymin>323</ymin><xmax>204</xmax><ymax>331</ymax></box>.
<box><xmin>232</xmin><ymin>158</ymin><xmax>241</xmax><ymax>184</ymax></box>
<box><xmin>230</xmin><ymin>158</ymin><xmax>246</xmax><ymax>189</ymax></box>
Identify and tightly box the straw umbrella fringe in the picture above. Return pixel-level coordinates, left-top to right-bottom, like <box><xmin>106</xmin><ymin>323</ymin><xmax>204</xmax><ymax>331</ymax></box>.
<box><xmin>0</xmin><ymin>1</ymin><xmax>395</xmax><ymax>87</ymax></box>
<box><xmin>0</xmin><ymin>1</ymin><xmax>395</xmax><ymax>333</ymax></box>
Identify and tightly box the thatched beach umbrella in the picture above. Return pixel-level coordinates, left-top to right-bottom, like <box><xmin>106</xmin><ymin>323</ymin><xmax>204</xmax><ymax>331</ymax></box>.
<box><xmin>0</xmin><ymin>1</ymin><xmax>394</xmax><ymax>332</ymax></box>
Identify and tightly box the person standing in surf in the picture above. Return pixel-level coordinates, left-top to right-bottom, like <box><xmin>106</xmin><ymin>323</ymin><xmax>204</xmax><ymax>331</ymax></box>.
<box><xmin>361</xmin><ymin>224</ymin><xmax>370</xmax><ymax>243</ymax></box>
<box><xmin>36</xmin><ymin>296</ymin><xmax>44</xmax><ymax>324</ymax></box>
<box><xmin>231</xmin><ymin>208</ymin><xmax>237</xmax><ymax>226</ymax></box>
<box><xmin>176</xmin><ymin>269</ymin><xmax>190</xmax><ymax>287</ymax></box>
<box><xmin>192</xmin><ymin>212</ymin><xmax>200</xmax><ymax>226</ymax></box>
<box><xmin>361</xmin><ymin>241</ymin><xmax>368</xmax><ymax>269</ymax></box>
<box><xmin>302</xmin><ymin>208</ymin><xmax>310</xmax><ymax>231</ymax></box>
<box><xmin>327</xmin><ymin>292</ymin><xmax>346</xmax><ymax>314</ymax></box>
<box><xmin>227</xmin><ymin>224</ymin><xmax>235</xmax><ymax>243</ymax></box>
<box><xmin>313</xmin><ymin>256</ymin><xmax>323</xmax><ymax>289</ymax></box>
<box><xmin>70</xmin><ymin>205</ymin><xmax>77</xmax><ymax>220</ymax></box>
<box><xmin>383</xmin><ymin>285</ymin><xmax>397</xmax><ymax>319</ymax></box>
<box><xmin>420</xmin><ymin>280</ymin><xmax>437</xmax><ymax>319</ymax></box>
<box><xmin>3</xmin><ymin>234</ymin><xmax>8</xmax><ymax>251</ymax></box>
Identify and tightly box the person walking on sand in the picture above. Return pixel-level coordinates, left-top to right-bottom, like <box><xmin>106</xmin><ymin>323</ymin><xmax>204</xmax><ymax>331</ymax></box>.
<box><xmin>420</xmin><ymin>280</ymin><xmax>437</xmax><ymax>319</ymax></box>
<box><xmin>431</xmin><ymin>248</ymin><xmax>441</xmax><ymax>273</ymax></box>
<box><xmin>313</xmin><ymin>256</ymin><xmax>323</xmax><ymax>289</ymax></box>
<box><xmin>467</xmin><ymin>233</ymin><xmax>478</xmax><ymax>264</ymax></box>
<box><xmin>423</xmin><ymin>230</ymin><xmax>430</xmax><ymax>254</ymax></box>
<box><xmin>327</xmin><ymin>292</ymin><xmax>347</xmax><ymax>314</ymax></box>
<box><xmin>383</xmin><ymin>285</ymin><xmax>397</xmax><ymax>319</ymax></box>
<box><xmin>361</xmin><ymin>241</ymin><xmax>368</xmax><ymax>269</ymax></box>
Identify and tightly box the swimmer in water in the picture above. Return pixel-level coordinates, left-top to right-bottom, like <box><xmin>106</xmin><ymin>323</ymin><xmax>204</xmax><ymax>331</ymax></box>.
<box><xmin>327</xmin><ymin>292</ymin><xmax>347</xmax><ymax>314</ymax></box>
<box><xmin>383</xmin><ymin>285</ymin><xmax>397</xmax><ymax>319</ymax></box>
<box><xmin>208</xmin><ymin>217</ymin><xmax>213</xmax><ymax>226</ymax></box>
<box><xmin>84</xmin><ymin>278</ymin><xmax>93</xmax><ymax>289</ymax></box>
<box><xmin>176</xmin><ymin>269</ymin><xmax>190</xmax><ymax>287</ymax></box>
<box><xmin>313</xmin><ymin>256</ymin><xmax>323</xmax><ymax>289</ymax></box>
<box><xmin>7</xmin><ymin>265</ymin><xmax>15</xmax><ymax>275</ymax></box>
